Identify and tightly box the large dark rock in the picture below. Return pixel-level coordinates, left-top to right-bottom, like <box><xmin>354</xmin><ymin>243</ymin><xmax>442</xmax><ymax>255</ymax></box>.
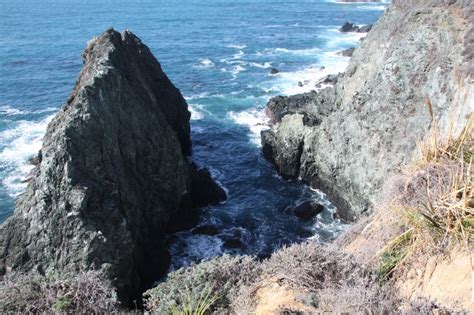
<box><xmin>0</xmin><ymin>28</ymin><xmax>226</xmax><ymax>306</ymax></box>
<box><xmin>339</xmin><ymin>22</ymin><xmax>360</xmax><ymax>33</ymax></box>
<box><xmin>192</xmin><ymin>225</ymin><xmax>219</xmax><ymax>236</ymax></box>
<box><xmin>293</xmin><ymin>201</ymin><xmax>324</xmax><ymax>220</ymax></box>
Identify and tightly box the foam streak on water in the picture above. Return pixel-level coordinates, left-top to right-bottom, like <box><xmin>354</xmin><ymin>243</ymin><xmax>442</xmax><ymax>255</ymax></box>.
<box><xmin>0</xmin><ymin>115</ymin><xmax>54</xmax><ymax>196</ymax></box>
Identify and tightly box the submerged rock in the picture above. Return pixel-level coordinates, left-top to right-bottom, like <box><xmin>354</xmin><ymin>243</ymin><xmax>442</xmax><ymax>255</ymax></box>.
<box><xmin>271</xmin><ymin>68</ymin><xmax>279</xmax><ymax>75</ymax></box>
<box><xmin>223</xmin><ymin>238</ymin><xmax>243</xmax><ymax>249</ymax></box>
<box><xmin>293</xmin><ymin>201</ymin><xmax>324</xmax><ymax>220</ymax></box>
<box><xmin>192</xmin><ymin>225</ymin><xmax>219</xmax><ymax>236</ymax></box>
<box><xmin>0</xmin><ymin>28</ymin><xmax>226</xmax><ymax>306</ymax></box>
<box><xmin>339</xmin><ymin>22</ymin><xmax>359</xmax><ymax>33</ymax></box>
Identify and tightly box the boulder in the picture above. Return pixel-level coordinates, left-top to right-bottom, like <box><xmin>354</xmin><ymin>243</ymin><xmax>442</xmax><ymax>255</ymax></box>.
<box><xmin>293</xmin><ymin>201</ymin><xmax>324</xmax><ymax>220</ymax></box>
<box><xmin>192</xmin><ymin>225</ymin><xmax>220</xmax><ymax>236</ymax></box>
<box><xmin>358</xmin><ymin>24</ymin><xmax>373</xmax><ymax>33</ymax></box>
<box><xmin>339</xmin><ymin>22</ymin><xmax>359</xmax><ymax>33</ymax></box>
<box><xmin>317</xmin><ymin>74</ymin><xmax>339</xmax><ymax>85</ymax></box>
<box><xmin>223</xmin><ymin>238</ymin><xmax>243</xmax><ymax>249</ymax></box>
<box><xmin>0</xmin><ymin>28</ymin><xmax>226</xmax><ymax>306</ymax></box>
<box><xmin>28</xmin><ymin>151</ymin><xmax>42</xmax><ymax>166</ymax></box>
<box><xmin>337</xmin><ymin>47</ymin><xmax>356</xmax><ymax>57</ymax></box>
<box><xmin>271</xmin><ymin>68</ymin><xmax>279</xmax><ymax>75</ymax></box>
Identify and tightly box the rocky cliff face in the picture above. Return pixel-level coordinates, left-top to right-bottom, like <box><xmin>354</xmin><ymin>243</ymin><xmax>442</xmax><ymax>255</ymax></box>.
<box><xmin>0</xmin><ymin>29</ymin><xmax>226</xmax><ymax>305</ymax></box>
<box><xmin>262</xmin><ymin>1</ymin><xmax>473</xmax><ymax>220</ymax></box>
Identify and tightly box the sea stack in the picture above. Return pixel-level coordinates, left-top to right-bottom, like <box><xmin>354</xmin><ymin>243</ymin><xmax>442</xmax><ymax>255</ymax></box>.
<box><xmin>0</xmin><ymin>28</ymin><xmax>226</xmax><ymax>305</ymax></box>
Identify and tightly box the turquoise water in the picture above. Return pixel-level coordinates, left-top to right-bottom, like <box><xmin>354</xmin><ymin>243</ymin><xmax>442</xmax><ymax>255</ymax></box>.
<box><xmin>0</xmin><ymin>0</ymin><xmax>387</xmax><ymax>267</ymax></box>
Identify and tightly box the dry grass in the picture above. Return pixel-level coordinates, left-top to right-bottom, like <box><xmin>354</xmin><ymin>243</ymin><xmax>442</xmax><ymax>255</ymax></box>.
<box><xmin>230</xmin><ymin>242</ymin><xmax>401</xmax><ymax>314</ymax></box>
<box><xmin>0</xmin><ymin>271</ymin><xmax>119</xmax><ymax>313</ymax></box>
<box><xmin>403</xmin><ymin>110</ymin><xmax>473</xmax><ymax>245</ymax></box>
<box><xmin>375</xmin><ymin>110</ymin><xmax>473</xmax><ymax>284</ymax></box>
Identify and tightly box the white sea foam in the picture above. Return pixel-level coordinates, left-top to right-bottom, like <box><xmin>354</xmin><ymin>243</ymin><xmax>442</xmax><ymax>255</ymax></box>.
<box><xmin>0</xmin><ymin>105</ymin><xmax>57</xmax><ymax>116</ymax></box>
<box><xmin>274</xmin><ymin>47</ymin><xmax>322</xmax><ymax>56</ymax></box>
<box><xmin>323</xmin><ymin>29</ymin><xmax>366</xmax><ymax>50</ymax></box>
<box><xmin>233</xmin><ymin>50</ymin><xmax>244</xmax><ymax>59</ymax></box>
<box><xmin>0</xmin><ymin>105</ymin><xmax>25</xmax><ymax>116</ymax></box>
<box><xmin>231</xmin><ymin>65</ymin><xmax>246</xmax><ymax>75</ymax></box>
<box><xmin>188</xmin><ymin>104</ymin><xmax>204</xmax><ymax>120</ymax></box>
<box><xmin>249</xmin><ymin>62</ymin><xmax>273</xmax><ymax>69</ymax></box>
<box><xmin>227</xmin><ymin>44</ymin><xmax>247</xmax><ymax>50</ymax></box>
<box><xmin>228</xmin><ymin>108</ymin><xmax>269</xmax><ymax>146</ymax></box>
<box><xmin>194</xmin><ymin>58</ymin><xmax>215</xmax><ymax>69</ymax></box>
<box><xmin>356</xmin><ymin>5</ymin><xmax>387</xmax><ymax>10</ymax></box>
<box><xmin>0</xmin><ymin>115</ymin><xmax>54</xmax><ymax>196</ymax></box>
<box><xmin>221</xmin><ymin>64</ymin><xmax>247</xmax><ymax>79</ymax></box>
<box><xmin>184</xmin><ymin>92</ymin><xmax>209</xmax><ymax>100</ymax></box>
<box><xmin>261</xmin><ymin>51</ymin><xmax>349</xmax><ymax>95</ymax></box>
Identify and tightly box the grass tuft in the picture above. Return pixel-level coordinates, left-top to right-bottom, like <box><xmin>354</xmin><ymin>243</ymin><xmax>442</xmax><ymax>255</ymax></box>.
<box><xmin>377</xmin><ymin>229</ymin><xmax>414</xmax><ymax>280</ymax></box>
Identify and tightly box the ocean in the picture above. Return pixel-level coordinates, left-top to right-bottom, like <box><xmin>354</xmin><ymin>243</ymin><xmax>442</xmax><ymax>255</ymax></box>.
<box><xmin>0</xmin><ymin>0</ymin><xmax>387</xmax><ymax>268</ymax></box>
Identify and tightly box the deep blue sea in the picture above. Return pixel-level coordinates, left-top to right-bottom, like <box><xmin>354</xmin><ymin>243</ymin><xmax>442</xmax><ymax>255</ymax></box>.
<box><xmin>0</xmin><ymin>0</ymin><xmax>387</xmax><ymax>268</ymax></box>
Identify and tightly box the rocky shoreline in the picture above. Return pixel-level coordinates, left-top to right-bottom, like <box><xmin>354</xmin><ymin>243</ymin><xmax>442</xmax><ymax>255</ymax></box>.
<box><xmin>261</xmin><ymin>0</ymin><xmax>473</xmax><ymax>220</ymax></box>
<box><xmin>0</xmin><ymin>29</ymin><xmax>226</xmax><ymax>306</ymax></box>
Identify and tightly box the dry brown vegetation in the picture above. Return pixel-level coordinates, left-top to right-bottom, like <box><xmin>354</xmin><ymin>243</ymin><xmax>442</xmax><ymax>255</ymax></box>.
<box><xmin>394</xmin><ymin>112</ymin><xmax>473</xmax><ymax>246</ymax></box>
<box><xmin>0</xmin><ymin>271</ymin><xmax>119</xmax><ymax>313</ymax></box>
<box><xmin>372</xmin><ymin>112</ymin><xmax>473</xmax><ymax>300</ymax></box>
<box><xmin>231</xmin><ymin>243</ymin><xmax>400</xmax><ymax>314</ymax></box>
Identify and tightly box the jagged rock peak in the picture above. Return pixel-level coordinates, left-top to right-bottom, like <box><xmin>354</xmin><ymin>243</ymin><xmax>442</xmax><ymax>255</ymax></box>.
<box><xmin>77</xmin><ymin>28</ymin><xmax>192</xmax><ymax>154</ymax></box>
<box><xmin>0</xmin><ymin>28</ymin><xmax>226</xmax><ymax>306</ymax></box>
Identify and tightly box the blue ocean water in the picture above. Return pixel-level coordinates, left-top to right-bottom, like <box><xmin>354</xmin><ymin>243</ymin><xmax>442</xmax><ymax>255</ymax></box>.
<box><xmin>0</xmin><ymin>0</ymin><xmax>387</xmax><ymax>268</ymax></box>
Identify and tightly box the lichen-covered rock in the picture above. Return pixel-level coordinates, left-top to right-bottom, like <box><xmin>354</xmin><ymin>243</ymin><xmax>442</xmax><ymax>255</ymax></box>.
<box><xmin>262</xmin><ymin>2</ymin><xmax>473</xmax><ymax>220</ymax></box>
<box><xmin>0</xmin><ymin>28</ymin><xmax>226</xmax><ymax>306</ymax></box>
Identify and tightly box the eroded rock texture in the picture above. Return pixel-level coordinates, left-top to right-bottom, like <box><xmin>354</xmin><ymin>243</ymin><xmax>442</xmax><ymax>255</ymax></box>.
<box><xmin>0</xmin><ymin>28</ymin><xmax>226</xmax><ymax>305</ymax></box>
<box><xmin>262</xmin><ymin>2</ymin><xmax>473</xmax><ymax>220</ymax></box>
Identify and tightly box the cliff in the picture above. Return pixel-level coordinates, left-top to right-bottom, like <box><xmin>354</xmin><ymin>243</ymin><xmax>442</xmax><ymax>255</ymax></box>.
<box><xmin>262</xmin><ymin>1</ymin><xmax>474</xmax><ymax>220</ymax></box>
<box><xmin>0</xmin><ymin>29</ymin><xmax>226</xmax><ymax>306</ymax></box>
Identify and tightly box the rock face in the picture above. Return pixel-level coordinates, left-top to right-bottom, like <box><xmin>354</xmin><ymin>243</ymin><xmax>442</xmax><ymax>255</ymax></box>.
<box><xmin>0</xmin><ymin>29</ymin><xmax>226</xmax><ymax>305</ymax></box>
<box><xmin>339</xmin><ymin>22</ymin><xmax>360</xmax><ymax>33</ymax></box>
<box><xmin>262</xmin><ymin>2</ymin><xmax>473</xmax><ymax>220</ymax></box>
<box><xmin>339</xmin><ymin>22</ymin><xmax>372</xmax><ymax>33</ymax></box>
<box><xmin>337</xmin><ymin>47</ymin><xmax>356</xmax><ymax>57</ymax></box>
<box><xmin>292</xmin><ymin>201</ymin><xmax>324</xmax><ymax>220</ymax></box>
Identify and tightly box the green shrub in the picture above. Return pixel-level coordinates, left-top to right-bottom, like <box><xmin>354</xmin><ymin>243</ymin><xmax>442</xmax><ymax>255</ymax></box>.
<box><xmin>52</xmin><ymin>297</ymin><xmax>71</xmax><ymax>311</ymax></box>
<box><xmin>377</xmin><ymin>229</ymin><xmax>414</xmax><ymax>280</ymax></box>
<box><xmin>143</xmin><ymin>254</ymin><xmax>260</xmax><ymax>313</ymax></box>
<box><xmin>0</xmin><ymin>271</ymin><xmax>119</xmax><ymax>313</ymax></box>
